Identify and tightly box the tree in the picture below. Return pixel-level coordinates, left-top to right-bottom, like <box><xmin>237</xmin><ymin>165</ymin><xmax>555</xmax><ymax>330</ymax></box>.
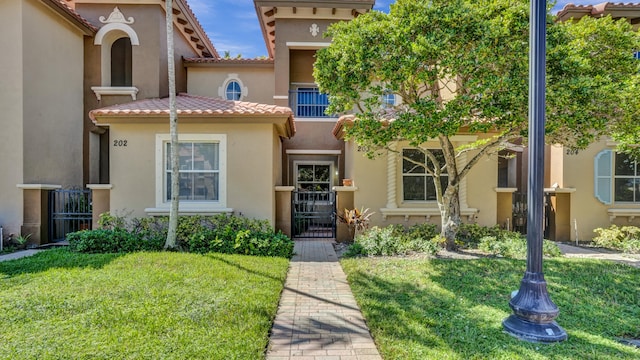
<box><xmin>165</xmin><ymin>0</ymin><xmax>179</xmax><ymax>249</ymax></box>
<box><xmin>314</xmin><ymin>0</ymin><xmax>640</xmax><ymax>249</ymax></box>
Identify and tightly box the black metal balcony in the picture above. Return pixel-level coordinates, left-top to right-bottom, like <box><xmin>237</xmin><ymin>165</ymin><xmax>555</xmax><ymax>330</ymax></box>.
<box><xmin>289</xmin><ymin>88</ymin><xmax>332</xmax><ymax>118</ymax></box>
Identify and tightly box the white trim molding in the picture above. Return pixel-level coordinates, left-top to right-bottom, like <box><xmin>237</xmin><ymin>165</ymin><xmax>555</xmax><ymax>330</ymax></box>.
<box><xmin>286</xmin><ymin>149</ymin><xmax>342</xmax><ymax>155</ymax></box>
<box><xmin>17</xmin><ymin>184</ymin><xmax>62</xmax><ymax>190</ymax></box>
<box><xmin>286</xmin><ymin>41</ymin><xmax>331</xmax><ymax>49</ymax></box>
<box><xmin>380</xmin><ymin>207</ymin><xmax>479</xmax><ymax>222</ymax></box>
<box><xmin>91</xmin><ymin>86</ymin><xmax>139</xmax><ymax>101</ymax></box>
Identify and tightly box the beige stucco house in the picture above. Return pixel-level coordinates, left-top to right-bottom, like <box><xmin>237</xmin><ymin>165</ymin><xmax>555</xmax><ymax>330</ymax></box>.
<box><xmin>1</xmin><ymin>0</ymin><xmax>638</xmax><ymax>246</ymax></box>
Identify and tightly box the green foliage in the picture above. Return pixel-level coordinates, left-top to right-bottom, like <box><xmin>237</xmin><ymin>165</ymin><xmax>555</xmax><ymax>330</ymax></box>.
<box><xmin>478</xmin><ymin>234</ymin><xmax>562</xmax><ymax>259</ymax></box>
<box><xmin>341</xmin><ymin>257</ymin><xmax>640</xmax><ymax>359</ymax></box>
<box><xmin>0</xmin><ymin>250</ymin><xmax>289</xmax><ymax>359</ymax></box>
<box><xmin>70</xmin><ymin>213</ymin><xmax>294</xmax><ymax>257</ymax></box>
<box><xmin>455</xmin><ymin>223</ymin><xmax>502</xmax><ymax>248</ymax></box>
<box><xmin>593</xmin><ymin>225</ymin><xmax>640</xmax><ymax>254</ymax></box>
<box><xmin>315</xmin><ymin>0</ymin><xmax>640</xmax><ymax>243</ymax></box>
<box><xmin>67</xmin><ymin>228</ymin><xmax>164</xmax><ymax>253</ymax></box>
<box><xmin>346</xmin><ymin>224</ymin><xmax>440</xmax><ymax>257</ymax></box>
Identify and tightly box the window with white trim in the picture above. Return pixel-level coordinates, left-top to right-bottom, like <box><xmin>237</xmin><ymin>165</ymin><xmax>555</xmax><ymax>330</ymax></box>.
<box><xmin>156</xmin><ymin>134</ymin><xmax>226</xmax><ymax>208</ymax></box>
<box><xmin>402</xmin><ymin>148</ymin><xmax>448</xmax><ymax>201</ymax></box>
<box><xmin>594</xmin><ymin>149</ymin><xmax>640</xmax><ymax>204</ymax></box>
<box><xmin>218</xmin><ymin>74</ymin><xmax>247</xmax><ymax>101</ymax></box>
<box><xmin>614</xmin><ymin>152</ymin><xmax>640</xmax><ymax>202</ymax></box>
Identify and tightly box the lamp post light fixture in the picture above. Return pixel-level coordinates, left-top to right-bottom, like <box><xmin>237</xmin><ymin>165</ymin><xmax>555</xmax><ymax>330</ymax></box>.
<box><xmin>502</xmin><ymin>0</ymin><xmax>568</xmax><ymax>342</ymax></box>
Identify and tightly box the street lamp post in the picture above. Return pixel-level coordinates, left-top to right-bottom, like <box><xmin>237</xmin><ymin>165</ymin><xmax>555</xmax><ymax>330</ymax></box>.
<box><xmin>502</xmin><ymin>0</ymin><xmax>568</xmax><ymax>342</ymax></box>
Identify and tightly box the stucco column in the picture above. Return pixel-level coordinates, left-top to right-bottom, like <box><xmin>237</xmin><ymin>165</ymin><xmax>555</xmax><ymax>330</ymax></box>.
<box><xmin>17</xmin><ymin>184</ymin><xmax>61</xmax><ymax>246</ymax></box>
<box><xmin>275</xmin><ymin>186</ymin><xmax>295</xmax><ymax>238</ymax></box>
<box><xmin>87</xmin><ymin>184</ymin><xmax>112</xmax><ymax>230</ymax></box>
<box><xmin>495</xmin><ymin>188</ymin><xmax>518</xmax><ymax>230</ymax></box>
<box><xmin>334</xmin><ymin>186</ymin><xmax>357</xmax><ymax>243</ymax></box>
<box><xmin>545</xmin><ymin>188</ymin><xmax>575</xmax><ymax>242</ymax></box>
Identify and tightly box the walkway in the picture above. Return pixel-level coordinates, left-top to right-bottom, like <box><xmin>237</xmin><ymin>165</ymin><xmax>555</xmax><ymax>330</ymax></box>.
<box><xmin>558</xmin><ymin>243</ymin><xmax>640</xmax><ymax>268</ymax></box>
<box><xmin>0</xmin><ymin>249</ymin><xmax>43</xmax><ymax>262</ymax></box>
<box><xmin>266</xmin><ymin>239</ymin><xmax>382</xmax><ymax>360</ymax></box>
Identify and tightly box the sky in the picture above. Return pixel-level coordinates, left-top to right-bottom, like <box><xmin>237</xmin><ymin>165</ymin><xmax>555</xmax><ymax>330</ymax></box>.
<box><xmin>190</xmin><ymin>0</ymin><xmax>610</xmax><ymax>59</ymax></box>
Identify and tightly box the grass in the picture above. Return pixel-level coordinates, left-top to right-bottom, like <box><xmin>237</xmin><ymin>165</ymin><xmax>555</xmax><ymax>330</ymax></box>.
<box><xmin>341</xmin><ymin>257</ymin><xmax>640</xmax><ymax>360</ymax></box>
<box><xmin>0</xmin><ymin>248</ymin><xmax>289</xmax><ymax>360</ymax></box>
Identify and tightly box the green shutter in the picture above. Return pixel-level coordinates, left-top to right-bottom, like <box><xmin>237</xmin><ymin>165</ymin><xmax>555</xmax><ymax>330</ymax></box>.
<box><xmin>594</xmin><ymin>149</ymin><xmax>613</xmax><ymax>205</ymax></box>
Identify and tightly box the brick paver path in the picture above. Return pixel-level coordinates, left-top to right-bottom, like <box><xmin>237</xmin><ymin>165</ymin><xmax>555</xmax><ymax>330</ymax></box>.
<box><xmin>267</xmin><ymin>240</ymin><xmax>382</xmax><ymax>360</ymax></box>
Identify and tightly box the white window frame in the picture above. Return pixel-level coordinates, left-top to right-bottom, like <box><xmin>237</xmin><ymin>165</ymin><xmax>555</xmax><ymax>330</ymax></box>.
<box><xmin>294</xmin><ymin>161</ymin><xmax>334</xmax><ymax>192</ymax></box>
<box><xmin>614</xmin><ymin>152</ymin><xmax>640</xmax><ymax>203</ymax></box>
<box><xmin>401</xmin><ymin>148</ymin><xmax>448</xmax><ymax>203</ymax></box>
<box><xmin>154</xmin><ymin>134</ymin><xmax>227</xmax><ymax>210</ymax></box>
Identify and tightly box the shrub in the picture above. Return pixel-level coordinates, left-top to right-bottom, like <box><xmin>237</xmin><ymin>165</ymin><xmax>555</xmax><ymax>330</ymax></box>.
<box><xmin>456</xmin><ymin>223</ymin><xmax>501</xmax><ymax>248</ymax></box>
<box><xmin>67</xmin><ymin>228</ymin><xmax>164</xmax><ymax>253</ymax></box>
<box><xmin>69</xmin><ymin>213</ymin><xmax>294</xmax><ymax>257</ymax></box>
<box><xmin>592</xmin><ymin>225</ymin><xmax>640</xmax><ymax>254</ymax></box>
<box><xmin>478</xmin><ymin>234</ymin><xmax>562</xmax><ymax>259</ymax></box>
<box><xmin>407</xmin><ymin>223</ymin><xmax>438</xmax><ymax>241</ymax></box>
<box><xmin>345</xmin><ymin>225</ymin><xmax>440</xmax><ymax>257</ymax></box>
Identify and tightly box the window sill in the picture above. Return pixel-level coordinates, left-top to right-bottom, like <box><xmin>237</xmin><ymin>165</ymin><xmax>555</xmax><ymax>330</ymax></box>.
<box><xmin>144</xmin><ymin>207</ymin><xmax>234</xmax><ymax>217</ymax></box>
<box><xmin>91</xmin><ymin>86</ymin><xmax>139</xmax><ymax>101</ymax></box>
<box><xmin>380</xmin><ymin>207</ymin><xmax>478</xmax><ymax>222</ymax></box>
<box><xmin>607</xmin><ymin>208</ymin><xmax>640</xmax><ymax>222</ymax></box>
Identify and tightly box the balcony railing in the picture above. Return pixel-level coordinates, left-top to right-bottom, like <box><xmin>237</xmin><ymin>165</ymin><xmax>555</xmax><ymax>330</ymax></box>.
<box><xmin>289</xmin><ymin>88</ymin><xmax>331</xmax><ymax>118</ymax></box>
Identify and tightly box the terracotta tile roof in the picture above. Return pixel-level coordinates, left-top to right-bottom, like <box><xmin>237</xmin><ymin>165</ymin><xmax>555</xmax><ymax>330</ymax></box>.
<box><xmin>557</xmin><ymin>2</ymin><xmax>640</xmax><ymax>19</ymax></box>
<box><xmin>44</xmin><ymin>0</ymin><xmax>97</xmax><ymax>34</ymax></box>
<box><xmin>90</xmin><ymin>93</ymin><xmax>295</xmax><ymax>136</ymax></box>
<box><xmin>184</xmin><ymin>57</ymin><xmax>274</xmax><ymax>65</ymax></box>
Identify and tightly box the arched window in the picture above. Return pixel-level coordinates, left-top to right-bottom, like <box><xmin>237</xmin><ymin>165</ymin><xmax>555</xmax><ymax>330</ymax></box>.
<box><xmin>111</xmin><ymin>37</ymin><xmax>132</xmax><ymax>86</ymax></box>
<box><xmin>225</xmin><ymin>81</ymin><xmax>242</xmax><ymax>100</ymax></box>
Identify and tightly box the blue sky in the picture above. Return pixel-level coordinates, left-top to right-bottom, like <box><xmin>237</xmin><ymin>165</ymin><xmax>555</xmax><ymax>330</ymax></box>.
<box><xmin>189</xmin><ymin>1</ymin><xmax>607</xmax><ymax>59</ymax></box>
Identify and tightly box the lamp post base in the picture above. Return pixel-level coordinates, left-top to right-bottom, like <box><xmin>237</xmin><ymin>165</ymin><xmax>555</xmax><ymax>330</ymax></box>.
<box><xmin>503</xmin><ymin>315</ymin><xmax>567</xmax><ymax>343</ymax></box>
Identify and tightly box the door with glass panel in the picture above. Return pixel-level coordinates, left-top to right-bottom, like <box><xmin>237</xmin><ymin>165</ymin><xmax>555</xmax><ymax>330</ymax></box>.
<box><xmin>292</xmin><ymin>162</ymin><xmax>336</xmax><ymax>238</ymax></box>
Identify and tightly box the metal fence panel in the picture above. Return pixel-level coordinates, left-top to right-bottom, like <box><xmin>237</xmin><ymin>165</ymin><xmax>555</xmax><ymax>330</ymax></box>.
<box><xmin>49</xmin><ymin>189</ymin><xmax>92</xmax><ymax>242</ymax></box>
<box><xmin>292</xmin><ymin>191</ymin><xmax>336</xmax><ymax>239</ymax></box>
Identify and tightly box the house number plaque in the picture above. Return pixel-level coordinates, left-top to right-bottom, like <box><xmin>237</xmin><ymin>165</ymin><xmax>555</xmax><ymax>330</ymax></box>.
<box><xmin>113</xmin><ymin>140</ymin><xmax>128</xmax><ymax>147</ymax></box>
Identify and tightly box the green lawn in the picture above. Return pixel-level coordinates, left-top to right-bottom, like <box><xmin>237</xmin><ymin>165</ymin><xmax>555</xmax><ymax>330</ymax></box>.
<box><xmin>0</xmin><ymin>249</ymin><xmax>289</xmax><ymax>360</ymax></box>
<box><xmin>341</xmin><ymin>257</ymin><xmax>640</xmax><ymax>360</ymax></box>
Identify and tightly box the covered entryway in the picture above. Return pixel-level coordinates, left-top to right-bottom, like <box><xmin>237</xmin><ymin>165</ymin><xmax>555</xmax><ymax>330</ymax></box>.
<box><xmin>291</xmin><ymin>162</ymin><xmax>336</xmax><ymax>238</ymax></box>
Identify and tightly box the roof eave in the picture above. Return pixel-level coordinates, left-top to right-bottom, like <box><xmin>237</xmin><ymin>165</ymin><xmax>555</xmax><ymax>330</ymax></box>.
<box><xmin>42</xmin><ymin>0</ymin><xmax>97</xmax><ymax>35</ymax></box>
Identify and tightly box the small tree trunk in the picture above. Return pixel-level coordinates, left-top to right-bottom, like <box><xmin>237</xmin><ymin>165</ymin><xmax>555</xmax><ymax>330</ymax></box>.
<box><xmin>164</xmin><ymin>0</ymin><xmax>179</xmax><ymax>250</ymax></box>
<box><xmin>440</xmin><ymin>185</ymin><xmax>461</xmax><ymax>250</ymax></box>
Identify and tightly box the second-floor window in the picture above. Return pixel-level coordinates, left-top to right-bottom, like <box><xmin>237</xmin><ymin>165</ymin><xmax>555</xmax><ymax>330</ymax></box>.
<box><xmin>111</xmin><ymin>37</ymin><xmax>132</xmax><ymax>86</ymax></box>
<box><xmin>225</xmin><ymin>80</ymin><xmax>242</xmax><ymax>100</ymax></box>
<box><xmin>382</xmin><ymin>92</ymin><xmax>395</xmax><ymax>108</ymax></box>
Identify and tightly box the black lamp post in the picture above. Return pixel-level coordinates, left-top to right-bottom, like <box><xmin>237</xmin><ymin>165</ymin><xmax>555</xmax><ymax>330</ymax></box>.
<box><xmin>502</xmin><ymin>0</ymin><xmax>568</xmax><ymax>342</ymax></box>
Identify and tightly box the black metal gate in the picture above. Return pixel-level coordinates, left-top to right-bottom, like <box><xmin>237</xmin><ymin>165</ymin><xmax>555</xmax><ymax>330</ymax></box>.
<box><xmin>292</xmin><ymin>191</ymin><xmax>336</xmax><ymax>238</ymax></box>
<box><xmin>512</xmin><ymin>192</ymin><xmax>552</xmax><ymax>238</ymax></box>
<box><xmin>49</xmin><ymin>189</ymin><xmax>93</xmax><ymax>242</ymax></box>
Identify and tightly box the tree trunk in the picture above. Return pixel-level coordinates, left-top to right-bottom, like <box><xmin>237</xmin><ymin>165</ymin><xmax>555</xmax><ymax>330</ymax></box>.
<box><xmin>440</xmin><ymin>184</ymin><xmax>461</xmax><ymax>250</ymax></box>
<box><xmin>165</xmin><ymin>0</ymin><xmax>179</xmax><ymax>249</ymax></box>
